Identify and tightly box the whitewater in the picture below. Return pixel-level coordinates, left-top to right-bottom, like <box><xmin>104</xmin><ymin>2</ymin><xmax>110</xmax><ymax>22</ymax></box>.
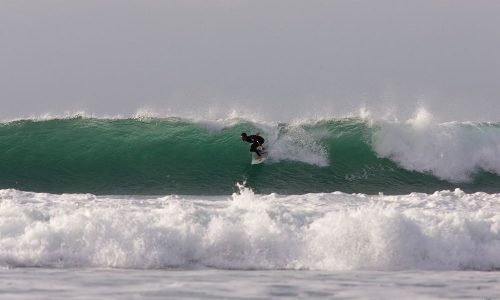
<box><xmin>1</xmin><ymin>186</ymin><xmax>500</xmax><ymax>299</ymax></box>
<box><xmin>1</xmin><ymin>112</ymin><xmax>500</xmax><ymax>299</ymax></box>
<box><xmin>1</xmin><ymin>185</ymin><xmax>499</xmax><ymax>270</ymax></box>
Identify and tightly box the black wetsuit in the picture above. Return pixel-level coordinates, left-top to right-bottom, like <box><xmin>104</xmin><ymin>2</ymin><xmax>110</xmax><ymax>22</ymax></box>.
<box><xmin>244</xmin><ymin>135</ymin><xmax>265</xmax><ymax>156</ymax></box>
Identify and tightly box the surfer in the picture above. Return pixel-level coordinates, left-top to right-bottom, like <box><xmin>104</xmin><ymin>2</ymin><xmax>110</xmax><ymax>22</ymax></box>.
<box><xmin>241</xmin><ymin>132</ymin><xmax>265</xmax><ymax>158</ymax></box>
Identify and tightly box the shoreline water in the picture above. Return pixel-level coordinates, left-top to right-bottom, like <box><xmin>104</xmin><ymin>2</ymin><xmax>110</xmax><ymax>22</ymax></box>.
<box><xmin>0</xmin><ymin>268</ymin><xmax>498</xmax><ymax>299</ymax></box>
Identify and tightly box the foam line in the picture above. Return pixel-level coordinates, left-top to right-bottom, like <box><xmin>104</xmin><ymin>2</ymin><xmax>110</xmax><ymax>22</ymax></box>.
<box><xmin>1</xmin><ymin>187</ymin><xmax>499</xmax><ymax>270</ymax></box>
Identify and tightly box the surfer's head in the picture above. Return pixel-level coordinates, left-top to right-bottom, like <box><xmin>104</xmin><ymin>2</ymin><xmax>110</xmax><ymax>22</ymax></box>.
<box><xmin>240</xmin><ymin>132</ymin><xmax>248</xmax><ymax>141</ymax></box>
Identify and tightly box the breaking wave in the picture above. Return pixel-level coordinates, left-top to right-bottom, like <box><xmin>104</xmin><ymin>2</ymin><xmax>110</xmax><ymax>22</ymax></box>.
<box><xmin>0</xmin><ymin>186</ymin><xmax>499</xmax><ymax>271</ymax></box>
<box><xmin>1</xmin><ymin>115</ymin><xmax>500</xmax><ymax>194</ymax></box>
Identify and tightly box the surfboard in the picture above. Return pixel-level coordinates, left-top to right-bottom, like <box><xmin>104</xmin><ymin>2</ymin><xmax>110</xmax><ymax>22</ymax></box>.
<box><xmin>251</xmin><ymin>146</ymin><xmax>266</xmax><ymax>165</ymax></box>
<box><xmin>251</xmin><ymin>155</ymin><xmax>266</xmax><ymax>165</ymax></box>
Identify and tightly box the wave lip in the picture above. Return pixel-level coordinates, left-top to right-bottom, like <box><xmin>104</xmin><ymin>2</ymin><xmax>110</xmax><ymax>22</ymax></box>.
<box><xmin>1</xmin><ymin>188</ymin><xmax>499</xmax><ymax>271</ymax></box>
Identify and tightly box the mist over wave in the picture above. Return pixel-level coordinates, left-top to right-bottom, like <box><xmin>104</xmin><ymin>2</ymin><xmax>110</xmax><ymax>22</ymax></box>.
<box><xmin>2</xmin><ymin>111</ymin><xmax>500</xmax><ymax>194</ymax></box>
<box><xmin>1</xmin><ymin>186</ymin><xmax>499</xmax><ymax>271</ymax></box>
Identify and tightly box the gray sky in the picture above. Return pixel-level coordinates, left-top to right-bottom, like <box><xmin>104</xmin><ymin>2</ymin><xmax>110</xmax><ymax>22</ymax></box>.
<box><xmin>1</xmin><ymin>0</ymin><xmax>500</xmax><ymax>121</ymax></box>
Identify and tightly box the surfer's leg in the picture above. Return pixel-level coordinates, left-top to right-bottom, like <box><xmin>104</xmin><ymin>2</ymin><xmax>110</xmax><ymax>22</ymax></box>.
<box><xmin>250</xmin><ymin>143</ymin><xmax>261</xmax><ymax>157</ymax></box>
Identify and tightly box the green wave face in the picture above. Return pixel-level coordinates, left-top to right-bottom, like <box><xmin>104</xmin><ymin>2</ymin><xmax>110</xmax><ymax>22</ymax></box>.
<box><xmin>1</xmin><ymin>118</ymin><xmax>500</xmax><ymax>195</ymax></box>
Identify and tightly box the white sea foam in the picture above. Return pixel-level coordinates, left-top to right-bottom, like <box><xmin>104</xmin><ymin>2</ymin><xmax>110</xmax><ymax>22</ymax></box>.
<box><xmin>1</xmin><ymin>187</ymin><xmax>499</xmax><ymax>271</ymax></box>
<box><xmin>372</xmin><ymin>109</ymin><xmax>500</xmax><ymax>182</ymax></box>
<box><xmin>259</xmin><ymin>123</ymin><xmax>329</xmax><ymax>167</ymax></box>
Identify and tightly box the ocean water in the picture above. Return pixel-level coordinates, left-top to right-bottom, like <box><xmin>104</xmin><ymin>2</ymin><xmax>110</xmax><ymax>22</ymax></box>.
<box><xmin>1</xmin><ymin>115</ymin><xmax>500</xmax><ymax>299</ymax></box>
<box><xmin>2</xmin><ymin>116</ymin><xmax>500</xmax><ymax>195</ymax></box>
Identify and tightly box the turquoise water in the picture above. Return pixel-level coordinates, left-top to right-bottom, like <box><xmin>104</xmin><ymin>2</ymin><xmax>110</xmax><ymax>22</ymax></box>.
<box><xmin>1</xmin><ymin>117</ymin><xmax>500</xmax><ymax>195</ymax></box>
